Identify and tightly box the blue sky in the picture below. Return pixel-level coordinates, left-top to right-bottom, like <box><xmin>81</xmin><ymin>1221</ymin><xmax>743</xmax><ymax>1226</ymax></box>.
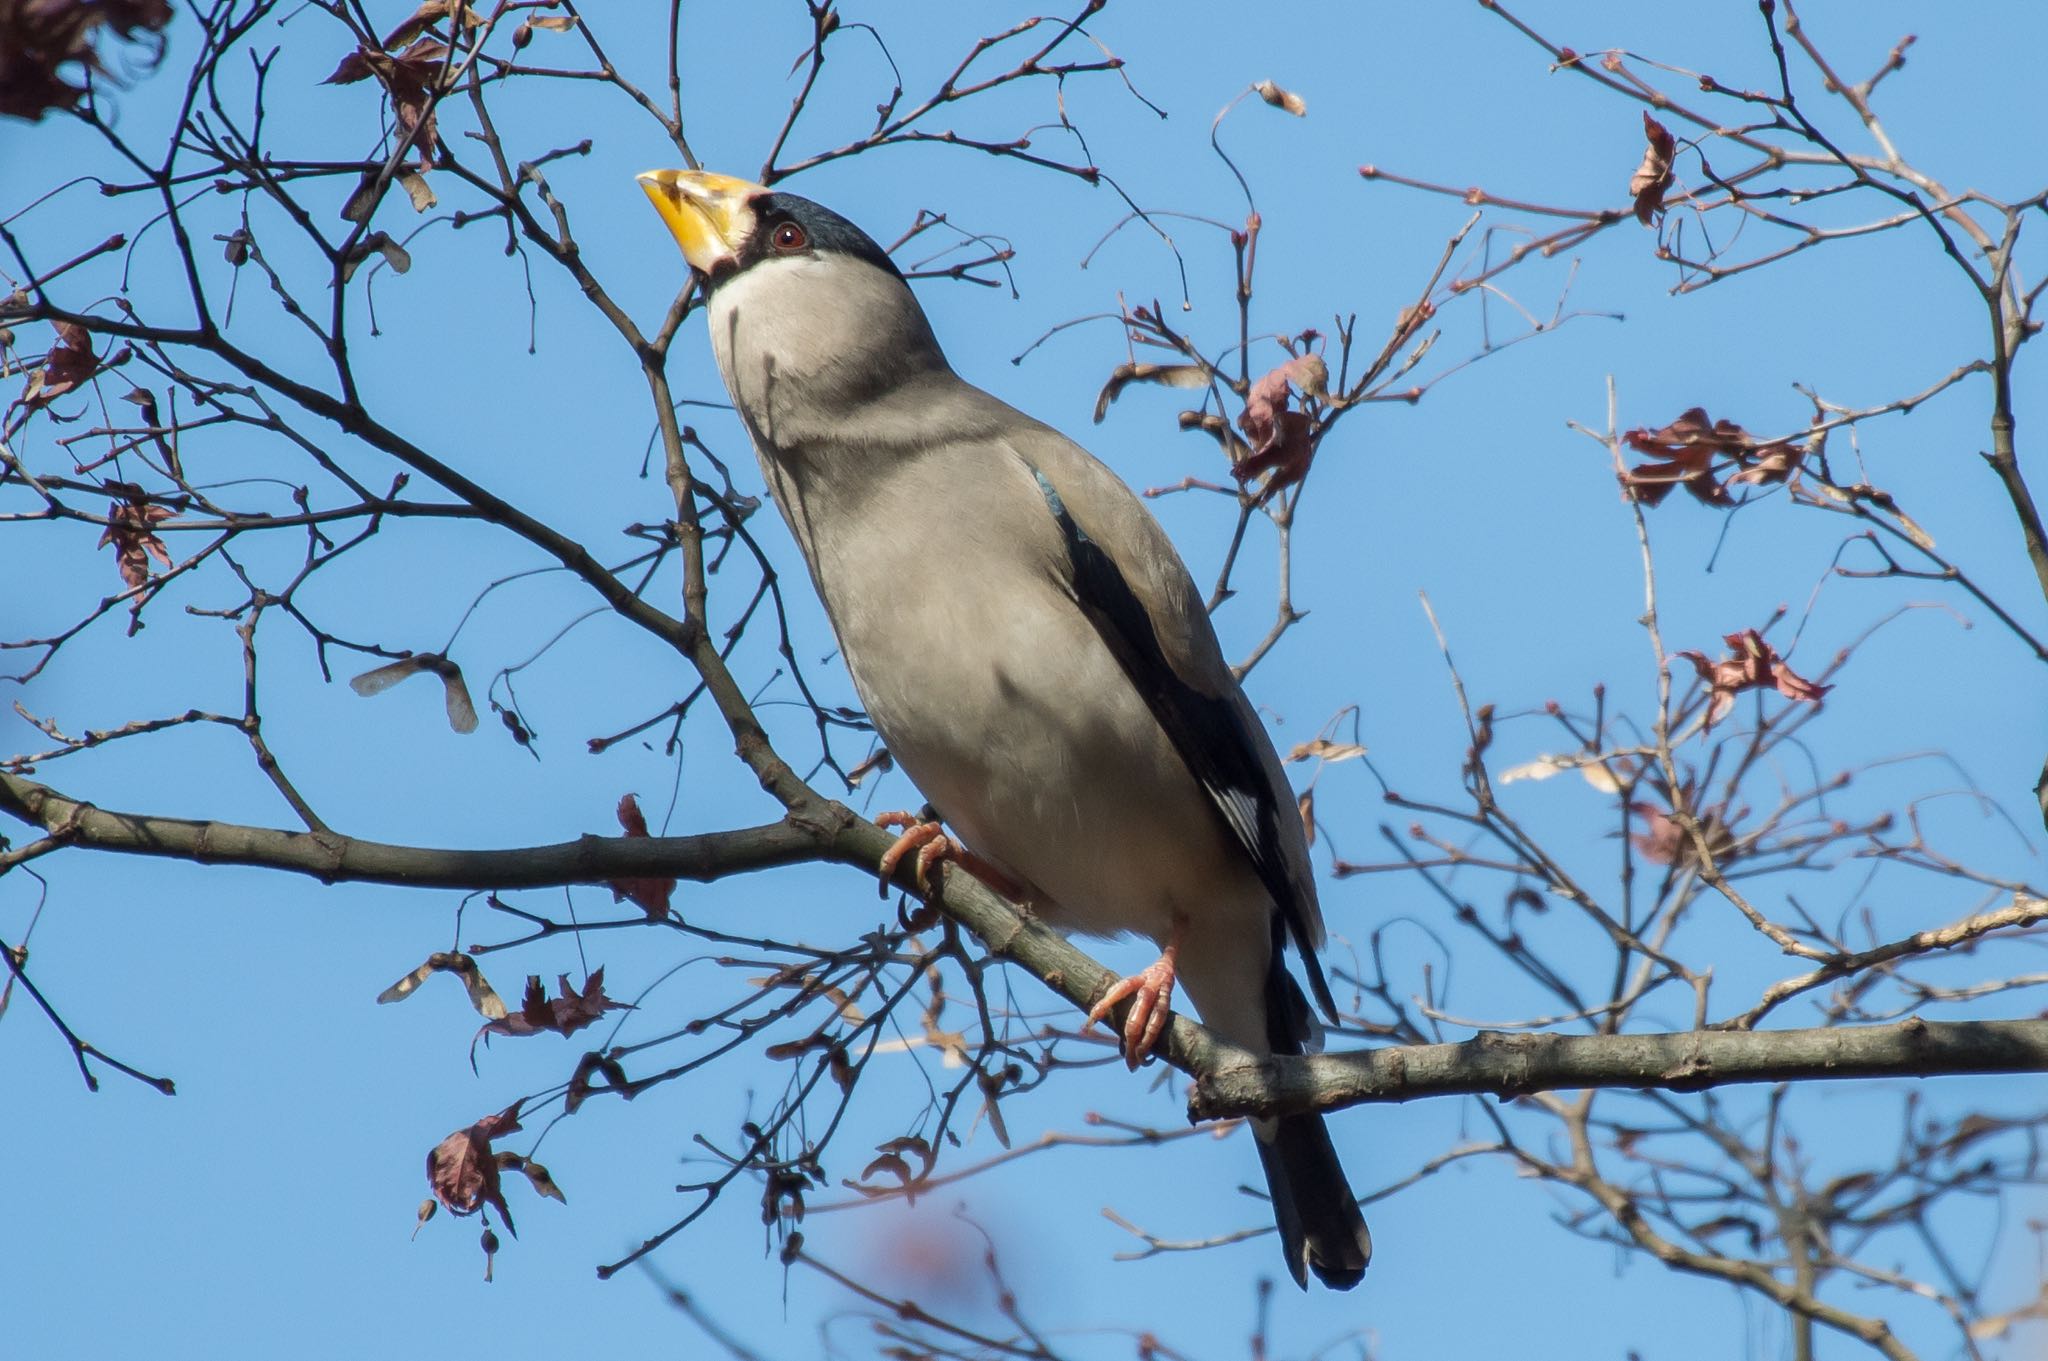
<box><xmin>4</xmin><ymin>3</ymin><xmax>2044</xmax><ymax>1358</ymax></box>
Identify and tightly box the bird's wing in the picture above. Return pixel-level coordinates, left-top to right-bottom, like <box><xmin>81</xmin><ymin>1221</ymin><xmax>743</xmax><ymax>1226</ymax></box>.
<box><xmin>1002</xmin><ymin>424</ymin><xmax>1337</xmax><ymax>1021</ymax></box>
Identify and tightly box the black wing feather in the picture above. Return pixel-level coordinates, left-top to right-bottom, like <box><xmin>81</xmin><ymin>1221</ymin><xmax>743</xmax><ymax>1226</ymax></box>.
<box><xmin>1025</xmin><ymin>463</ymin><xmax>1338</xmax><ymax>1022</ymax></box>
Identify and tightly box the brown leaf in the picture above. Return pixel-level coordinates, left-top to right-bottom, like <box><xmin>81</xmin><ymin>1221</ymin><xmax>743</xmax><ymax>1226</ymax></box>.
<box><xmin>1296</xmin><ymin>788</ymin><xmax>1315</xmax><ymax>849</ymax></box>
<box><xmin>0</xmin><ymin>0</ymin><xmax>173</xmax><ymax>121</ymax></box>
<box><xmin>426</xmin><ymin>1101</ymin><xmax>523</xmax><ymax>1234</ymax></box>
<box><xmin>25</xmin><ymin>321</ymin><xmax>102</xmax><ymax>410</ymax></box>
<box><xmin>1621</xmin><ymin>407</ymin><xmax>1805</xmax><ymax>508</ymax></box>
<box><xmin>1671</xmin><ymin>628</ymin><xmax>1831</xmax><ymax>726</ymax></box>
<box><xmin>95</xmin><ymin>493</ymin><xmax>174</xmax><ymax>588</ymax></box>
<box><xmin>1629</xmin><ymin>112</ymin><xmax>1676</xmax><ymax>225</ymax></box>
<box><xmin>1253</xmin><ymin>79</ymin><xmax>1307</xmax><ymax>116</ymax></box>
<box><xmin>324</xmin><ymin>38</ymin><xmax>449</xmax><ymax>167</ymax></box>
<box><xmin>381</xmin><ymin>0</ymin><xmax>475</xmax><ymax>50</ymax></box>
<box><xmin>482</xmin><ymin>969</ymin><xmax>632</xmax><ymax>1040</ymax></box>
<box><xmin>1232</xmin><ymin>353</ymin><xmax>1328</xmax><ymax>496</ymax></box>
<box><xmin>608</xmin><ymin>793</ymin><xmax>675</xmax><ymax>918</ymax></box>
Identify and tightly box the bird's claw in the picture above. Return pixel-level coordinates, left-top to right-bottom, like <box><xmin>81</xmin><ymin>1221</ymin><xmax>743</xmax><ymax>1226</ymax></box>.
<box><xmin>1086</xmin><ymin>946</ymin><xmax>1179</xmax><ymax>1070</ymax></box>
<box><xmin>876</xmin><ymin>812</ymin><xmax>955</xmax><ymax>896</ymax></box>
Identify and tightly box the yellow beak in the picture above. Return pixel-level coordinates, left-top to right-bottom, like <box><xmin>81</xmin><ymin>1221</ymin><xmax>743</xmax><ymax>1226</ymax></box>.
<box><xmin>637</xmin><ymin>169</ymin><xmax>764</xmax><ymax>274</ymax></box>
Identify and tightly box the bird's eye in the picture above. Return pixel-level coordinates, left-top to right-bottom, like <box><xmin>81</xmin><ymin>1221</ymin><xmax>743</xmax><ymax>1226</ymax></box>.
<box><xmin>771</xmin><ymin>222</ymin><xmax>808</xmax><ymax>252</ymax></box>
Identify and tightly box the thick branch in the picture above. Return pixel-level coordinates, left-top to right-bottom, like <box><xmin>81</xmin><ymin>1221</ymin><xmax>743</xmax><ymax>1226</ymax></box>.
<box><xmin>0</xmin><ymin>770</ymin><xmax>818</xmax><ymax>888</ymax></box>
<box><xmin>1190</xmin><ymin>1016</ymin><xmax>2048</xmax><ymax>1120</ymax></box>
<box><xmin>9</xmin><ymin>772</ymin><xmax>2043</xmax><ymax>1126</ymax></box>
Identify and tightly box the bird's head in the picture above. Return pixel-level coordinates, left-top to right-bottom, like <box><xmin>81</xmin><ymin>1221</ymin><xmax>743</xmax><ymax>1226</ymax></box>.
<box><xmin>638</xmin><ymin>169</ymin><xmax>948</xmax><ymax>425</ymax></box>
<box><xmin>637</xmin><ymin>169</ymin><xmax>903</xmax><ymax>293</ymax></box>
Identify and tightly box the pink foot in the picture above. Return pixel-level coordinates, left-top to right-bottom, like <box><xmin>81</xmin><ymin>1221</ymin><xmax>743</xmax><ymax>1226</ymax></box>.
<box><xmin>875</xmin><ymin>811</ymin><xmax>1027</xmax><ymax>900</ymax></box>
<box><xmin>1085</xmin><ymin>926</ymin><xmax>1182</xmax><ymax>1069</ymax></box>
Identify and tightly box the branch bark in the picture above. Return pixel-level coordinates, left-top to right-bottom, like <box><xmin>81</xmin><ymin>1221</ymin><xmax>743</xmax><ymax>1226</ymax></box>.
<box><xmin>1189</xmin><ymin>1016</ymin><xmax>2048</xmax><ymax>1120</ymax></box>
<box><xmin>9</xmin><ymin>769</ymin><xmax>2042</xmax><ymax>1125</ymax></box>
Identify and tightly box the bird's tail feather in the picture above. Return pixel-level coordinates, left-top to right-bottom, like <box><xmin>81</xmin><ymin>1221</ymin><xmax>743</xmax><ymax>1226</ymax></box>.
<box><xmin>1254</xmin><ymin>1111</ymin><xmax>1372</xmax><ymax>1290</ymax></box>
<box><xmin>1254</xmin><ymin>932</ymin><xmax>1369</xmax><ymax>1289</ymax></box>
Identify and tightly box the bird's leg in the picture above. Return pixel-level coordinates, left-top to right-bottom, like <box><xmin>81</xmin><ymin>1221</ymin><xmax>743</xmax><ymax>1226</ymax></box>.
<box><xmin>874</xmin><ymin>811</ymin><xmax>1025</xmax><ymax>899</ymax></box>
<box><xmin>1085</xmin><ymin>919</ymin><xmax>1184</xmax><ymax>1070</ymax></box>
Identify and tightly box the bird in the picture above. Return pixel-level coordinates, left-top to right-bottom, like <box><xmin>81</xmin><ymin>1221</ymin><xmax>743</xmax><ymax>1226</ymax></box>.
<box><xmin>639</xmin><ymin>168</ymin><xmax>1372</xmax><ymax>1290</ymax></box>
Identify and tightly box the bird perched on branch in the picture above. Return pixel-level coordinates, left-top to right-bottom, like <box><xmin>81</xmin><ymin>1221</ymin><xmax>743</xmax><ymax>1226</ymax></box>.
<box><xmin>640</xmin><ymin>169</ymin><xmax>1371</xmax><ymax>1290</ymax></box>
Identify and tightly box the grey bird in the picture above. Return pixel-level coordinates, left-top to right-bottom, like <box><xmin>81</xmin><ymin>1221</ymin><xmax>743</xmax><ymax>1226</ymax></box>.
<box><xmin>640</xmin><ymin>169</ymin><xmax>1372</xmax><ymax>1290</ymax></box>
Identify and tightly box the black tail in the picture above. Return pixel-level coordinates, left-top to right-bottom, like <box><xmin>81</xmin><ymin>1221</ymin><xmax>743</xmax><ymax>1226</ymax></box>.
<box><xmin>1254</xmin><ymin>1112</ymin><xmax>1371</xmax><ymax>1290</ymax></box>
<box><xmin>1257</xmin><ymin>936</ymin><xmax>1371</xmax><ymax>1290</ymax></box>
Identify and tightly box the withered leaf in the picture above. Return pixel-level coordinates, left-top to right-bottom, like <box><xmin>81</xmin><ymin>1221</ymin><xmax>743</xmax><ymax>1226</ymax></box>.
<box><xmin>1622</xmin><ymin>407</ymin><xmax>1805</xmax><ymax>508</ymax></box>
<box><xmin>25</xmin><ymin>321</ymin><xmax>101</xmax><ymax>410</ymax></box>
<box><xmin>426</xmin><ymin>1101</ymin><xmax>523</xmax><ymax>1233</ymax></box>
<box><xmin>96</xmin><ymin>493</ymin><xmax>174</xmax><ymax>588</ymax></box>
<box><xmin>1671</xmin><ymin>628</ymin><xmax>1831</xmax><ymax>726</ymax></box>
<box><xmin>483</xmin><ymin>969</ymin><xmax>632</xmax><ymax>1041</ymax></box>
<box><xmin>0</xmin><ymin>0</ymin><xmax>173</xmax><ymax>121</ymax></box>
<box><xmin>1630</xmin><ymin>112</ymin><xmax>1676</xmax><ymax>225</ymax></box>
<box><xmin>1233</xmin><ymin>353</ymin><xmax>1328</xmax><ymax>497</ymax></box>
<box><xmin>608</xmin><ymin>793</ymin><xmax>675</xmax><ymax>918</ymax></box>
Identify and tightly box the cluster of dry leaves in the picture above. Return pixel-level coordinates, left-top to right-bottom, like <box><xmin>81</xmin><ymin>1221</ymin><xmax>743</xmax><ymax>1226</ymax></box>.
<box><xmin>1622</xmin><ymin>406</ymin><xmax>1807</xmax><ymax>507</ymax></box>
<box><xmin>372</xmin><ymin>791</ymin><xmax>684</xmax><ymax>1270</ymax></box>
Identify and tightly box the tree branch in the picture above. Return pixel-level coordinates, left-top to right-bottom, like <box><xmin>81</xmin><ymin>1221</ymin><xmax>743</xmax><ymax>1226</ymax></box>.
<box><xmin>10</xmin><ymin>771</ymin><xmax>2041</xmax><ymax>1131</ymax></box>
<box><xmin>1190</xmin><ymin>1013</ymin><xmax>2048</xmax><ymax>1120</ymax></box>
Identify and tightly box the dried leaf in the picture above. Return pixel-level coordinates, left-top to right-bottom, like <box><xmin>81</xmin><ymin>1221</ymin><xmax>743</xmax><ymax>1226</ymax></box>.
<box><xmin>27</xmin><ymin>321</ymin><xmax>101</xmax><ymax>410</ymax></box>
<box><xmin>1629</xmin><ymin>112</ymin><xmax>1676</xmax><ymax>224</ymax></box>
<box><xmin>1253</xmin><ymin>79</ymin><xmax>1307</xmax><ymax>116</ymax></box>
<box><xmin>1672</xmin><ymin>628</ymin><xmax>1831</xmax><ymax>726</ymax></box>
<box><xmin>95</xmin><ymin>493</ymin><xmax>174</xmax><ymax>588</ymax></box>
<box><xmin>425</xmin><ymin>1101</ymin><xmax>523</xmax><ymax>1233</ymax></box>
<box><xmin>608</xmin><ymin>793</ymin><xmax>675</xmax><ymax>918</ymax></box>
<box><xmin>0</xmin><ymin>0</ymin><xmax>173</xmax><ymax>121</ymax></box>
<box><xmin>1296</xmin><ymin>787</ymin><xmax>1315</xmax><ymax>848</ymax></box>
<box><xmin>1233</xmin><ymin>353</ymin><xmax>1328</xmax><ymax>496</ymax></box>
<box><xmin>1621</xmin><ymin>407</ymin><xmax>1805</xmax><ymax>508</ymax></box>
<box><xmin>481</xmin><ymin>969</ymin><xmax>632</xmax><ymax>1040</ymax></box>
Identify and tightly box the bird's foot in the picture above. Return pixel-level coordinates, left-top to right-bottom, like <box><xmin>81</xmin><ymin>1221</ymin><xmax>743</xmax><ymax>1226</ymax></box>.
<box><xmin>1085</xmin><ymin>927</ymin><xmax>1182</xmax><ymax>1070</ymax></box>
<box><xmin>874</xmin><ymin>812</ymin><xmax>1026</xmax><ymax>899</ymax></box>
<box><xmin>876</xmin><ymin>812</ymin><xmax>953</xmax><ymax>895</ymax></box>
